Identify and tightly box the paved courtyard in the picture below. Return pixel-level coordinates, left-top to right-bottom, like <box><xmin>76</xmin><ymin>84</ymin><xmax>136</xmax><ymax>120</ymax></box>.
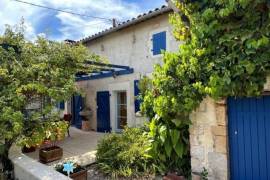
<box><xmin>26</xmin><ymin>127</ymin><xmax>105</xmax><ymax>166</ymax></box>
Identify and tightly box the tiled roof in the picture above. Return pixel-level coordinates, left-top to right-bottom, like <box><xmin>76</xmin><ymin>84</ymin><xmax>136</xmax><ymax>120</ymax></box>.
<box><xmin>79</xmin><ymin>5</ymin><xmax>172</xmax><ymax>43</ymax></box>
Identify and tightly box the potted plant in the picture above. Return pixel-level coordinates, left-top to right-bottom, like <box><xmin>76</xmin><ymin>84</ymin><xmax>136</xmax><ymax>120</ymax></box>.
<box><xmin>39</xmin><ymin>121</ymin><xmax>68</xmax><ymax>163</ymax></box>
<box><xmin>55</xmin><ymin>161</ymin><xmax>87</xmax><ymax>180</ymax></box>
<box><xmin>21</xmin><ymin>145</ymin><xmax>36</xmax><ymax>153</ymax></box>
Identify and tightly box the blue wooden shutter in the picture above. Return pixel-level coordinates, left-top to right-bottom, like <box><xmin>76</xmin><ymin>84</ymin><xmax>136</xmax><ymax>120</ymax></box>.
<box><xmin>59</xmin><ymin>101</ymin><xmax>65</xmax><ymax>110</ymax></box>
<box><xmin>134</xmin><ymin>80</ymin><xmax>141</xmax><ymax>113</ymax></box>
<box><xmin>152</xmin><ymin>31</ymin><xmax>166</xmax><ymax>55</ymax></box>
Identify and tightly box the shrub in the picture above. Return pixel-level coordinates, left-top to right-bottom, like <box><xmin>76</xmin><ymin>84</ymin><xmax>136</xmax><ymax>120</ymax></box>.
<box><xmin>96</xmin><ymin>127</ymin><xmax>154</xmax><ymax>178</ymax></box>
<box><xmin>140</xmin><ymin>77</ymin><xmax>191</xmax><ymax>177</ymax></box>
<box><xmin>148</xmin><ymin>117</ymin><xmax>191</xmax><ymax>177</ymax></box>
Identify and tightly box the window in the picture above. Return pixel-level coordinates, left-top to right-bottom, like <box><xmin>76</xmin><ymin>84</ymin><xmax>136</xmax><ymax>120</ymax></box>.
<box><xmin>152</xmin><ymin>31</ymin><xmax>166</xmax><ymax>55</ymax></box>
<box><xmin>117</xmin><ymin>91</ymin><xmax>127</xmax><ymax>129</ymax></box>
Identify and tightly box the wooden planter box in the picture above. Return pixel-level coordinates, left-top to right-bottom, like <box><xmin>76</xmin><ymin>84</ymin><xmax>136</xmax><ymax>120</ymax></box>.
<box><xmin>39</xmin><ymin>146</ymin><xmax>63</xmax><ymax>163</ymax></box>
<box><xmin>70</xmin><ymin>169</ymin><xmax>87</xmax><ymax>180</ymax></box>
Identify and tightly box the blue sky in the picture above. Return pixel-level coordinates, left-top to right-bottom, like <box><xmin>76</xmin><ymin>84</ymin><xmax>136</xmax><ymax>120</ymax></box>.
<box><xmin>0</xmin><ymin>0</ymin><xmax>166</xmax><ymax>41</ymax></box>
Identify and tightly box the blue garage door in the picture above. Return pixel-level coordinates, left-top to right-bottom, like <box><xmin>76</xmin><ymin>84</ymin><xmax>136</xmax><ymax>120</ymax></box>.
<box><xmin>228</xmin><ymin>96</ymin><xmax>270</xmax><ymax>180</ymax></box>
<box><xmin>97</xmin><ymin>91</ymin><xmax>111</xmax><ymax>132</ymax></box>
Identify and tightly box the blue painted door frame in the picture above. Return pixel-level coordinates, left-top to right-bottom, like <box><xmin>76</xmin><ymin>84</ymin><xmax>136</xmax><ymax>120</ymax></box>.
<box><xmin>97</xmin><ymin>91</ymin><xmax>111</xmax><ymax>132</ymax></box>
<box><xmin>228</xmin><ymin>96</ymin><xmax>270</xmax><ymax>180</ymax></box>
<box><xmin>72</xmin><ymin>95</ymin><xmax>83</xmax><ymax>129</ymax></box>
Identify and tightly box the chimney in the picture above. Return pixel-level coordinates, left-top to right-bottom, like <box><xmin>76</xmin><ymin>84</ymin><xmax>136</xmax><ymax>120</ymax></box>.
<box><xmin>112</xmin><ymin>18</ymin><xmax>117</xmax><ymax>27</ymax></box>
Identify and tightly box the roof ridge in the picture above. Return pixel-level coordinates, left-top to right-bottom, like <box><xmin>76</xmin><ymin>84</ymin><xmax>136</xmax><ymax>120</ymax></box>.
<box><xmin>78</xmin><ymin>5</ymin><xmax>172</xmax><ymax>43</ymax></box>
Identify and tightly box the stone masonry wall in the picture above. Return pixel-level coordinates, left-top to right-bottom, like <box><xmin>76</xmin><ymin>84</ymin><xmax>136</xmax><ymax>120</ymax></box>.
<box><xmin>190</xmin><ymin>97</ymin><xmax>228</xmax><ymax>180</ymax></box>
<box><xmin>190</xmin><ymin>76</ymin><xmax>270</xmax><ymax>179</ymax></box>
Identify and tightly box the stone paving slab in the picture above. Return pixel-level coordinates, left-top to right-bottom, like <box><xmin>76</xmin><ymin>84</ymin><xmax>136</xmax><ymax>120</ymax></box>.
<box><xmin>25</xmin><ymin>127</ymin><xmax>105</xmax><ymax>166</ymax></box>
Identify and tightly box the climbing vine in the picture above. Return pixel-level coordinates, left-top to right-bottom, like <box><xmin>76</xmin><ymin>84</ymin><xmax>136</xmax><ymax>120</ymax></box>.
<box><xmin>141</xmin><ymin>0</ymin><xmax>270</xmax><ymax>175</ymax></box>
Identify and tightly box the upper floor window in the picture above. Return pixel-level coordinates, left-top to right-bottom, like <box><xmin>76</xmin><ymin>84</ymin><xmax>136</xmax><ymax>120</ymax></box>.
<box><xmin>152</xmin><ymin>31</ymin><xmax>166</xmax><ymax>55</ymax></box>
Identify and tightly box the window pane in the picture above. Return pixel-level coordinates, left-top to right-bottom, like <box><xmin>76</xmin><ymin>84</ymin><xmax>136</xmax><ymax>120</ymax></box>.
<box><xmin>118</xmin><ymin>117</ymin><xmax>127</xmax><ymax>129</ymax></box>
<box><xmin>119</xmin><ymin>106</ymin><xmax>127</xmax><ymax>117</ymax></box>
<box><xmin>117</xmin><ymin>91</ymin><xmax>127</xmax><ymax>129</ymax></box>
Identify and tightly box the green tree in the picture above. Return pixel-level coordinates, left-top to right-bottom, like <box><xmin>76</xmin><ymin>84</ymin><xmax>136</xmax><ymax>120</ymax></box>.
<box><xmin>141</xmin><ymin>0</ymin><xmax>270</xmax><ymax>176</ymax></box>
<box><xmin>0</xmin><ymin>24</ymin><xmax>99</xmax><ymax>176</ymax></box>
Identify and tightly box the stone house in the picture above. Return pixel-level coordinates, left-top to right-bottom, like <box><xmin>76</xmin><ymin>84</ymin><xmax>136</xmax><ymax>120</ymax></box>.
<box><xmin>64</xmin><ymin>5</ymin><xmax>179</xmax><ymax>132</ymax></box>
<box><xmin>63</xmin><ymin>3</ymin><xmax>270</xmax><ymax>180</ymax></box>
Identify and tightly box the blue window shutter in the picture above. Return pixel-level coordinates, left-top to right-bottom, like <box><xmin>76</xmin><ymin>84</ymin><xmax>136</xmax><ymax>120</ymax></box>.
<box><xmin>59</xmin><ymin>101</ymin><xmax>65</xmax><ymax>110</ymax></box>
<box><xmin>134</xmin><ymin>80</ymin><xmax>141</xmax><ymax>113</ymax></box>
<box><xmin>152</xmin><ymin>31</ymin><xmax>166</xmax><ymax>55</ymax></box>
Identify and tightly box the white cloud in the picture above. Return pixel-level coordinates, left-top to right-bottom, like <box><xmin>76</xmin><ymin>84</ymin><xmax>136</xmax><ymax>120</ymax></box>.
<box><xmin>0</xmin><ymin>0</ymin><xmax>38</xmax><ymax>40</ymax></box>
<box><xmin>0</xmin><ymin>0</ymin><xmax>165</xmax><ymax>41</ymax></box>
<box><xmin>47</xmin><ymin>0</ymin><xmax>143</xmax><ymax>40</ymax></box>
<box><xmin>55</xmin><ymin>12</ymin><xmax>111</xmax><ymax>41</ymax></box>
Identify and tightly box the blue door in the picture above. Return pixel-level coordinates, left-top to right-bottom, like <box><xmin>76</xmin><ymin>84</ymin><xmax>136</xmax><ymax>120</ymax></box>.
<box><xmin>97</xmin><ymin>91</ymin><xmax>110</xmax><ymax>132</ymax></box>
<box><xmin>228</xmin><ymin>96</ymin><xmax>270</xmax><ymax>180</ymax></box>
<box><xmin>72</xmin><ymin>95</ymin><xmax>82</xmax><ymax>129</ymax></box>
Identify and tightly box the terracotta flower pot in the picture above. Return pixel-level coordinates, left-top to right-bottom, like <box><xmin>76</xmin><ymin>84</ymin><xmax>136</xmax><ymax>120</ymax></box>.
<box><xmin>39</xmin><ymin>146</ymin><xmax>63</xmax><ymax>163</ymax></box>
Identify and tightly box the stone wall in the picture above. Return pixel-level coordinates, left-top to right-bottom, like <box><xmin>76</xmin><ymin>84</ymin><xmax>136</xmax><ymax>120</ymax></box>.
<box><xmin>10</xmin><ymin>150</ymin><xmax>69</xmax><ymax>180</ymax></box>
<box><xmin>190</xmin><ymin>97</ymin><xmax>228</xmax><ymax>180</ymax></box>
<box><xmin>190</xmin><ymin>77</ymin><xmax>270</xmax><ymax>179</ymax></box>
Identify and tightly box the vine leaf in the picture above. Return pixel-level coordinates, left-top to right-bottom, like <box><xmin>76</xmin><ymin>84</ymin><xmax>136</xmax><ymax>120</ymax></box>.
<box><xmin>164</xmin><ymin>139</ymin><xmax>172</xmax><ymax>157</ymax></box>
<box><xmin>170</xmin><ymin>129</ymin><xmax>180</xmax><ymax>147</ymax></box>
<box><xmin>174</xmin><ymin>142</ymin><xmax>184</xmax><ymax>158</ymax></box>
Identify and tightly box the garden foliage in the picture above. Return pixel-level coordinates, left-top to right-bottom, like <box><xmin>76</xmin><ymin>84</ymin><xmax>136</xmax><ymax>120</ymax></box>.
<box><xmin>0</xmin><ymin>23</ymin><xmax>99</xmax><ymax>174</ymax></box>
<box><xmin>96</xmin><ymin>127</ymin><xmax>154</xmax><ymax>178</ymax></box>
<box><xmin>141</xmin><ymin>0</ymin><xmax>270</xmax><ymax>175</ymax></box>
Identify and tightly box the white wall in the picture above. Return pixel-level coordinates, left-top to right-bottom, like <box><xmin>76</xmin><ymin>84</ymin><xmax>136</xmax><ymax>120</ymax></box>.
<box><xmin>73</xmin><ymin>12</ymin><xmax>180</xmax><ymax>132</ymax></box>
<box><xmin>85</xmin><ymin>13</ymin><xmax>180</xmax><ymax>74</ymax></box>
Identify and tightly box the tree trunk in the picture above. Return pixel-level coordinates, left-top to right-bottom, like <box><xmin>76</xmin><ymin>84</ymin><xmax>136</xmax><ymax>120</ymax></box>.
<box><xmin>0</xmin><ymin>140</ymin><xmax>14</xmax><ymax>179</ymax></box>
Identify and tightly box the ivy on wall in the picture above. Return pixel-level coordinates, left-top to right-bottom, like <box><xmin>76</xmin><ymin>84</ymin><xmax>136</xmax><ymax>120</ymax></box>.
<box><xmin>141</xmin><ymin>0</ymin><xmax>270</xmax><ymax>174</ymax></box>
